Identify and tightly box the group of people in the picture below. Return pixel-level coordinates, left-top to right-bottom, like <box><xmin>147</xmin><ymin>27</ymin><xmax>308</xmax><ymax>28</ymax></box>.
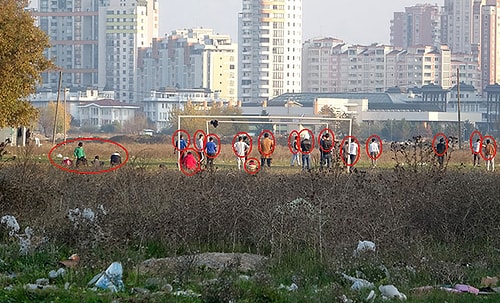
<box><xmin>472</xmin><ymin>138</ymin><xmax>496</xmax><ymax>172</ymax></box>
<box><xmin>174</xmin><ymin>131</ymin><xmax>497</xmax><ymax>173</ymax></box>
<box><xmin>60</xmin><ymin>142</ymin><xmax>122</xmax><ymax>168</ymax></box>
<box><xmin>176</xmin><ymin>134</ymin><xmax>217</xmax><ymax>171</ymax></box>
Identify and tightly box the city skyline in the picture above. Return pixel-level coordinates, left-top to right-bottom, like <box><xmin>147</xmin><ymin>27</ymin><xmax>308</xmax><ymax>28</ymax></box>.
<box><xmin>159</xmin><ymin>0</ymin><xmax>444</xmax><ymax>45</ymax></box>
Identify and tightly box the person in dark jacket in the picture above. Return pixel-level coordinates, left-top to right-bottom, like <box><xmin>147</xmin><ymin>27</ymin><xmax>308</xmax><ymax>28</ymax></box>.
<box><xmin>110</xmin><ymin>151</ymin><xmax>122</xmax><ymax>166</ymax></box>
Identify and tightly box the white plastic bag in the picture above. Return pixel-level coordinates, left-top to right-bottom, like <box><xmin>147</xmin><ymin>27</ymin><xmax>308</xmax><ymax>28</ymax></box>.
<box><xmin>88</xmin><ymin>262</ymin><xmax>124</xmax><ymax>292</ymax></box>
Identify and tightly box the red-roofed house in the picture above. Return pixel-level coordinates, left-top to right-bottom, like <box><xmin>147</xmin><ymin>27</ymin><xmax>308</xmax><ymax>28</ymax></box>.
<box><xmin>78</xmin><ymin>99</ymin><xmax>140</xmax><ymax>128</ymax></box>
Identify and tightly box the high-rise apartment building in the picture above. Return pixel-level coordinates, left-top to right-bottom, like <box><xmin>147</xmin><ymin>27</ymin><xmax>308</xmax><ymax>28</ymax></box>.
<box><xmin>238</xmin><ymin>0</ymin><xmax>302</xmax><ymax>103</ymax></box>
<box><xmin>441</xmin><ymin>0</ymin><xmax>484</xmax><ymax>54</ymax></box>
<box><xmin>481</xmin><ymin>1</ymin><xmax>500</xmax><ymax>89</ymax></box>
<box><xmin>136</xmin><ymin>28</ymin><xmax>238</xmax><ymax>102</ymax></box>
<box><xmin>391</xmin><ymin>4</ymin><xmax>441</xmax><ymax>48</ymax></box>
<box><xmin>34</xmin><ymin>0</ymin><xmax>100</xmax><ymax>90</ymax></box>
<box><xmin>98</xmin><ymin>0</ymin><xmax>158</xmax><ymax>103</ymax></box>
<box><xmin>302</xmin><ymin>39</ymin><xmax>465</xmax><ymax>93</ymax></box>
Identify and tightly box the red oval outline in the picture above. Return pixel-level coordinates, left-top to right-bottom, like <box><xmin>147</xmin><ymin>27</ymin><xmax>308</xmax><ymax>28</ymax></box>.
<box><xmin>232</xmin><ymin>132</ymin><xmax>253</xmax><ymax>159</ymax></box>
<box><xmin>179</xmin><ymin>147</ymin><xmax>201</xmax><ymax>176</ymax></box>
<box><xmin>365</xmin><ymin>134</ymin><xmax>383</xmax><ymax>160</ymax></box>
<box><xmin>480</xmin><ymin>135</ymin><xmax>497</xmax><ymax>161</ymax></box>
<box><xmin>205</xmin><ymin>133</ymin><xmax>221</xmax><ymax>159</ymax></box>
<box><xmin>244</xmin><ymin>157</ymin><xmax>261</xmax><ymax>175</ymax></box>
<box><xmin>172</xmin><ymin>129</ymin><xmax>191</xmax><ymax>151</ymax></box>
<box><xmin>257</xmin><ymin>130</ymin><xmax>275</xmax><ymax>157</ymax></box>
<box><xmin>318</xmin><ymin>128</ymin><xmax>335</xmax><ymax>153</ymax></box>
<box><xmin>432</xmin><ymin>133</ymin><xmax>449</xmax><ymax>157</ymax></box>
<box><xmin>48</xmin><ymin>138</ymin><xmax>129</xmax><ymax>175</ymax></box>
<box><xmin>340</xmin><ymin>136</ymin><xmax>360</xmax><ymax>167</ymax></box>
<box><xmin>287</xmin><ymin>130</ymin><xmax>300</xmax><ymax>154</ymax></box>
<box><xmin>469</xmin><ymin>130</ymin><xmax>483</xmax><ymax>155</ymax></box>
<box><xmin>297</xmin><ymin>129</ymin><xmax>315</xmax><ymax>155</ymax></box>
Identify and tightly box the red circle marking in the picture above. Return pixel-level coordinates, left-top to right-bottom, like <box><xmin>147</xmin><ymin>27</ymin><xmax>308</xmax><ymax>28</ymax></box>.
<box><xmin>340</xmin><ymin>136</ymin><xmax>360</xmax><ymax>167</ymax></box>
<box><xmin>365</xmin><ymin>134</ymin><xmax>383</xmax><ymax>160</ymax></box>
<box><xmin>172</xmin><ymin>129</ymin><xmax>191</xmax><ymax>151</ymax></box>
<box><xmin>432</xmin><ymin>133</ymin><xmax>449</xmax><ymax>157</ymax></box>
<box><xmin>469</xmin><ymin>130</ymin><xmax>483</xmax><ymax>155</ymax></box>
<box><xmin>257</xmin><ymin>130</ymin><xmax>275</xmax><ymax>157</ymax></box>
<box><xmin>179</xmin><ymin>147</ymin><xmax>201</xmax><ymax>176</ymax></box>
<box><xmin>205</xmin><ymin>133</ymin><xmax>221</xmax><ymax>159</ymax></box>
<box><xmin>480</xmin><ymin>135</ymin><xmax>497</xmax><ymax>161</ymax></box>
<box><xmin>297</xmin><ymin>128</ymin><xmax>315</xmax><ymax>155</ymax></box>
<box><xmin>48</xmin><ymin>138</ymin><xmax>129</xmax><ymax>175</ymax></box>
<box><xmin>287</xmin><ymin>130</ymin><xmax>300</xmax><ymax>154</ymax></box>
<box><xmin>244</xmin><ymin>157</ymin><xmax>261</xmax><ymax>175</ymax></box>
<box><xmin>318</xmin><ymin>128</ymin><xmax>335</xmax><ymax>153</ymax></box>
<box><xmin>232</xmin><ymin>132</ymin><xmax>253</xmax><ymax>158</ymax></box>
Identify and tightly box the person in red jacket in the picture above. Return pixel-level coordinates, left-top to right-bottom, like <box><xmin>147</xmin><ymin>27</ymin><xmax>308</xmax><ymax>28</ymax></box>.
<box><xmin>182</xmin><ymin>151</ymin><xmax>198</xmax><ymax>171</ymax></box>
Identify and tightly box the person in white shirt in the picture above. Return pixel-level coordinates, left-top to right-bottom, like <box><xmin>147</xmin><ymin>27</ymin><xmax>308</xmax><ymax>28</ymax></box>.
<box><xmin>368</xmin><ymin>138</ymin><xmax>380</xmax><ymax>168</ymax></box>
<box><xmin>233</xmin><ymin>136</ymin><xmax>249</xmax><ymax>170</ymax></box>
<box><xmin>472</xmin><ymin>138</ymin><xmax>481</xmax><ymax>167</ymax></box>
<box><xmin>348</xmin><ymin>139</ymin><xmax>358</xmax><ymax>167</ymax></box>
<box><xmin>196</xmin><ymin>134</ymin><xmax>205</xmax><ymax>164</ymax></box>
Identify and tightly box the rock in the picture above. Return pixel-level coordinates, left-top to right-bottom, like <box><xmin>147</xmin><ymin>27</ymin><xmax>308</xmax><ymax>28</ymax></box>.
<box><xmin>139</xmin><ymin>252</ymin><xmax>267</xmax><ymax>275</ymax></box>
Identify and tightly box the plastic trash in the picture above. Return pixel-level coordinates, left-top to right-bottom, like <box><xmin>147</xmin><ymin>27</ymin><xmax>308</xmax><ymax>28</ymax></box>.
<box><xmin>455</xmin><ymin>284</ymin><xmax>479</xmax><ymax>295</ymax></box>
<box><xmin>88</xmin><ymin>262</ymin><xmax>124</xmax><ymax>292</ymax></box>
<box><xmin>48</xmin><ymin>268</ymin><xmax>66</xmax><ymax>279</ymax></box>
<box><xmin>366</xmin><ymin>289</ymin><xmax>376</xmax><ymax>302</ymax></box>
<box><xmin>354</xmin><ymin>240</ymin><xmax>376</xmax><ymax>256</ymax></box>
<box><xmin>341</xmin><ymin>273</ymin><xmax>374</xmax><ymax>290</ymax></box>
<box><xmin>379</xmin><ymin>285</ymin><xmax>407</xmax><ymax>300</ymax></box>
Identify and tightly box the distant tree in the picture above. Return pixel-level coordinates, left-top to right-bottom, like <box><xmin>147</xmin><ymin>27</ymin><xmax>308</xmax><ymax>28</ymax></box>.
<box><xmin>318</xmin><ymin>105</ymin><xmax>358</xmax><ymax>136</ymax></box>
<box><xmin>101</xmin><ymin>121</ymin><xmax>121</xmax><ymax>133</ymax></box>
<box><xmin>122</xmin><ymin>112</ymin><xmax>151</xmax><ymax>134</ymax></box>
<box><xmin>38</xmin><ymin>102</ymin><xmax>71</xmax><ymax>137</ymax></box>
<box><xmin>0</xmin><ymin>0</ymin><xmax>55</xmax><ymax>127</ymax></box>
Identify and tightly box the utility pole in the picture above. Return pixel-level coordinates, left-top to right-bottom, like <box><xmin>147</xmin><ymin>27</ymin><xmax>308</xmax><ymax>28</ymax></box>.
<box><xmin>52</xmin><ymin>71</ymin><xmax>62</xmax><ymax>145</ymax></box>
<box><xmin>63</xmin><ymin>88</ymin><xmax>69</xmax><ymax>142</ymax></box>
<box><xmin>457</xmin><ymin>67</ymin><xmax>461</xmax><ymax>149</ymax></box>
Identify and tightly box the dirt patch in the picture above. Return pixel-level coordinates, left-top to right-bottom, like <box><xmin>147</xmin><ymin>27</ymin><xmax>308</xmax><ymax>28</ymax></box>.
<box><xmin>139</xmin><ymin>252</ymin><xmax>268</xmax><ymax>275</ymax></box>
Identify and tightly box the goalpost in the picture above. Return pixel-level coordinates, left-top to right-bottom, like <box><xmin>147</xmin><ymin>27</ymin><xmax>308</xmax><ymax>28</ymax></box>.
<box><xmin>177</xmin><ymin>115</ymin><xmax>353</xmax><ymax>171</ymax></box>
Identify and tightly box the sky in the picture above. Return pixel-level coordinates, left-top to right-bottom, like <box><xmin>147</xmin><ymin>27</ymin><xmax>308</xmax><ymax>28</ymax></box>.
<box><xmin>159</xmin><ymin>0</ymin><xmax>444</xmax><ymax>45</ymax></box>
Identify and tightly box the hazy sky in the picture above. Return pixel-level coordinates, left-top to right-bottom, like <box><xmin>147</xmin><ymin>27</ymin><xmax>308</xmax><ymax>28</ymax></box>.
<box><xmin>159</xmin><ymin>0</ymin><xmax>444</xmax><ymax>44</ymax></box>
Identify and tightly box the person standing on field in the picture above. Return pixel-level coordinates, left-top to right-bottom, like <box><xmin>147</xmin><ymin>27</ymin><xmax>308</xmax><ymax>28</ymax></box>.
<box><xmin>74</xmin><ymin>142</ymin><xmax>87</xmax><ymax>167</ymax></box>
<box><xmin>205</xmin><ymin>136</ymin><xmax>217</xmax><ymax>170</ymax></box>
<box><xmin>320</xmin><ymin>133</ymin><xmax>333</xmax><ymax>170</ymax></box>
<box><xmin>368</xmin><ymin>138</ymin><xmax>380</xmax><ymax>168</ymax></box>
<box><xmin>196</xmin><ymin>134</ymin><xmax>205</xmax><ymax>164</ymax></box>
<box><xmin>234</xmin><ymin>136</ymin><xmax>249</xmax><ymax>170</ymax></box>
<box><xmin>473</xmin><ymin>138</ymin><xmax>481</xmax><ymax>167</ymax></box>
<box><xmin>348</xmin><ymin>139</ymin><xmax>358</xmax><ymax>168</ymax></box>
<box><xmin>260</xmin><ymin>132</ymin><xmax>274</xmax><ymax>168</ymax></box>
<box><xmin>290</xmin><ymin>135</ymin><xmax>301</xmax><ymax>167</ymax></box>
<box><xmin>485</xmin><ymin>139</ymin><xmax>495</xmax><ymax>172</ymax></box>
<box><xmin>300</xmin><ymin>134</ymin><xmax>312</xmax><ymax>171</ymax></box>
<box><xmin>436</xmin><ymin>138</ymin><xmax>446</xmax><ymax>168</ymax></box>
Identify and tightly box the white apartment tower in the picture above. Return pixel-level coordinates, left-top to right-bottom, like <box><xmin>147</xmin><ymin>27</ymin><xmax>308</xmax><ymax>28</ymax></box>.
<box><xmin>34</xmin><ymin>0</ymin><xmax>100</xmax><ymax>90</ymax></box>
<box><xmin>442</xmin><ymin>0</ymin><xmax>484</xmax><ymax>54</ymax></box>
<box><xmin>98</xmin><ymin>0</ymin><xmax>158</xmax><ymax>103</ymax></box>
<box><xmin>481</xmin><ymin>1</ymin><xmax>500</xmax><ymax>89</ymax></box>
<box><xmin>238</xmin><ymin>0</ymin><xmax>302</xmax><ymax>103</ymax></box>
<box><xmin>136</xmin><ymin>28</ymin><xmax>238</xmax><ymax>102</ymax></box>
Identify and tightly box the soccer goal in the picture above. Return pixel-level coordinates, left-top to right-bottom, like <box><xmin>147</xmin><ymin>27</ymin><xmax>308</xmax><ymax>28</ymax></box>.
<box><xmin>176</xmin><ymin>114</ymin><xmax>354</xmax><ymax>171</ymax></box>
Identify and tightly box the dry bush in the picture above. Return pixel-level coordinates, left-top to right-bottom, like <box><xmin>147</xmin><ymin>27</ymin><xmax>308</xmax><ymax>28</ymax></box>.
<box><xmin>0</xmin><ymin>161</ymin><xmax>498</xmax><ymax>274</ymax></box>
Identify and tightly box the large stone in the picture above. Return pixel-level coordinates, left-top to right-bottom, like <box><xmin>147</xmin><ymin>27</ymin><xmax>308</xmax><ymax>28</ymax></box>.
<box><xmin>139</xmin><ymin>252</ymin><xmax>267</xmax><ymax>275</ymax></box>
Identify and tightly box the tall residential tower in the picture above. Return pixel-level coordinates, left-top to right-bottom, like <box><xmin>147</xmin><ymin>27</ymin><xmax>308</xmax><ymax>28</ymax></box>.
<box><xmin>98</xmin><ymin>0</ymin><xmax>159</xmax><ymax>103</ymax></box>
<box><xmin>238</xmin><ymin>0</ymin><xmax>302</xmax><ymax>103</ymax></box>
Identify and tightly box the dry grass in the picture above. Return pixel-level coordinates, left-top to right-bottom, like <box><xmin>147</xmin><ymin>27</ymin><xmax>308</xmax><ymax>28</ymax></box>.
<box><xmin>0</xmin><ymin>156</ymin><xmax>498</xmax><ymax>276</ymax></box>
